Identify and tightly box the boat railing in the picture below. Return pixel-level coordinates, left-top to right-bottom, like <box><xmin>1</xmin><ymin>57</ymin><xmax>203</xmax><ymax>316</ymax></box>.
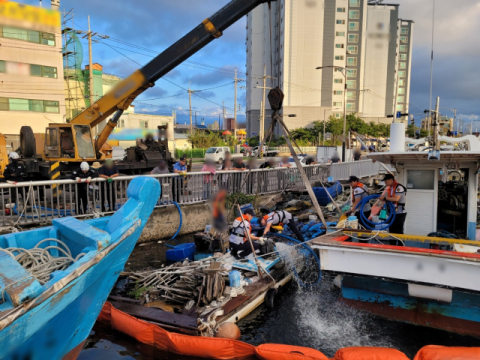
<box><xmin>0</xmin><ymin>160</ymin><xmax>382</xmax><ymax>227</ymax></box>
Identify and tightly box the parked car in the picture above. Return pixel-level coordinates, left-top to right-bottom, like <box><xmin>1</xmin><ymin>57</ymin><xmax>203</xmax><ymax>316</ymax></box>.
<box><xmin>204</xmin><ymin>147</ymin><xmax>243</xmax><ymax>164</ymax></box>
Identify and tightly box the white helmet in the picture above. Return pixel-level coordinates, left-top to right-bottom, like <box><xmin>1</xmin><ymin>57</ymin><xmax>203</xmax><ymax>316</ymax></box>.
<box><xmin>80</xmin><ymin>162</ymin><xmax>89</xmax><ymax>171</ymax></box>
<box><xmin>9</xmin><ymin>152</ymin><xmax>19</xmax><ymax>160</ymax></box>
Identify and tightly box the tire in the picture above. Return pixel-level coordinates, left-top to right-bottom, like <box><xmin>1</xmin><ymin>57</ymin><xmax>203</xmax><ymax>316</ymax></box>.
<box><xmin>20</xmin><ymin>126</ymin><xmax>36</xmax><ymax>158</ymax></box>
<box><xmin>218</xmin><ymin>158</ymin><xmax>223</xmax><ymax>164</ymax></box>
<box><xmin>265</xmin><ymin>288</ymin><xmax>277</xmax><ymax>309</ymax></box>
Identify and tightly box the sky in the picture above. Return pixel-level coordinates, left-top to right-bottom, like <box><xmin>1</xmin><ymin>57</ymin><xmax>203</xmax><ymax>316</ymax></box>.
<box><xmin>18</xmin><ymin>0</ymin><xmax>480</xmax><ymax>131</ymax></box>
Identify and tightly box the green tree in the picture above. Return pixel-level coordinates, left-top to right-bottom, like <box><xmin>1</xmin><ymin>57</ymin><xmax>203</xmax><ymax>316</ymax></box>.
<box><xmin>187</xmin><ymin>130</ymin><xmax>222</xmax><ymax>149</ymax></box>
<box><xmin>325</xmin><ymin>116</ymin><xmax>344</xmax><ymax>144</ymax></box>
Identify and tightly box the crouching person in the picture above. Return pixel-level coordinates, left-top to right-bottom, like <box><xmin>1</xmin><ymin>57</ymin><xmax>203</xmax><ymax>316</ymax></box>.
<box><xmin>229</xmin><ymin>208</ymin><xmax>265</xmax><ymax>259</ymax></box>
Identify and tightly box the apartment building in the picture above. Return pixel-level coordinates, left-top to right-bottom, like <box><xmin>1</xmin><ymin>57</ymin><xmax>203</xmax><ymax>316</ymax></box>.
<box><xmin>0</xmin><ymin>1</ymin><xmax>65</xmax><ymax>135</ymax></box>
<box><xmin>246</xmin><ymin>0</ymin><xmax>413</xmax><ymax>136</ymax></box>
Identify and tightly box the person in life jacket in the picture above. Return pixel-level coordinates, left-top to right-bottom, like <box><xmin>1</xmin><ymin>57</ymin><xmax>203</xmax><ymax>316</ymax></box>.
<box><xmin>347</xmin><ymin>175</ymin><xmax>371</xmax><ymax>228</ymax></box>
<box><xmin>229</xmin><ymin>208</ymin><xmax>265</xmax><ymax>258</ymax></box>
<box><xmin>212</xmin><ymin>187</ymin><xmax>228</xmax><ymax>232</ymax></box>
<box><xmin>379</xmin><ymin>173</ymin><xmax>407</xmax><ymax>235</ymax></box>
<box><xmin>260</xmin><ymin>210</ymin><xmax>305</xmax><ymax>241</ymax></box>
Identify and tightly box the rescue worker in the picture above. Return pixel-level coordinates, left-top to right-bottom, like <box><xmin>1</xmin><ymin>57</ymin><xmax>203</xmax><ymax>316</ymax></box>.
<box><xmin>4</xmin><ymin>152</ymin><xmax>27</xmax><ymax>206</ymax></box>
<box><xmin>347</xmin><ymin>175</ymin><xmax>371</xmax><ymax>228</ymax></box>
<box><xmin>229</xmin><ymin>208</ymin><xmax>264</xmax><ymax>258</ymax></box>
<box><xmin>260</xmin><ymin>210</ymin><xmax>305</xmax><ymax>242</ymax></box>
<box><xmin>71</xmin><ymin>162</ymin><xmax>98</xmax><ymax>214</ymax></box>
<box><xmin>379</xmin><ymin>173</ymin><xmax>407</xmax><ymax>235</ymax></box>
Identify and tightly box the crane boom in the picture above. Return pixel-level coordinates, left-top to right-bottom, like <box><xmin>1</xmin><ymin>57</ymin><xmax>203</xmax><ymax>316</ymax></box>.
<box><xmin>69</xmin><ymin>0</ymin><xmax>274</xmax><ymax>154</ymax></box>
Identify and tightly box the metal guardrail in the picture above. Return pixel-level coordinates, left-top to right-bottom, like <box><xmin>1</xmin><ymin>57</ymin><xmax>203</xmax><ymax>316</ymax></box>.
<box><xmin>329</xmin><ymin>160</ymin><xmax>383</xmax><ymax>181</ymax></box>
<box><xmin>0</xmin><ymin>161</ymin><xmax>383</xmax><ymax>228</ymax></box>
<box><xmin>0</xmin><ymin>165</ymin><xmax>329</xmax><ymax>227</ymax></box>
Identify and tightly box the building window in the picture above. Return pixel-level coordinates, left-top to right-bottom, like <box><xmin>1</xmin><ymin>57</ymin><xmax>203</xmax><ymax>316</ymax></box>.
<box><xmin>398</xmin><ymin>87</ymin><xmax>405</xmax><ymax>95</ymax></box>
<box><xmin>335</xmin><ymin>55</ymin><xmax>344</xmax><ymax>60</ymax></box>
<box><xmin>337</xmin><ymin>7</ymin><xmax>346</xmax><ymax>12</ymax></box>
<box><xmin>399</xmin><ymin>62</ymin><xmax>407</xmax><ymax>69</ymax></box>
<box><xmin>350</xmin><ymin>0</ymin><xmax>360</xmax><ymax>7</ymax></box>
<box><xmin>140</xmin><ymin>120</ymin><xmax>149</xmax><ymax>129</ymax></box>
<box><xmin>401</xmin><ymin>28</ymin><xmax>409</xmax><ymax>35</ymax></box>
<box><xmin>336</xmin><ymin>31</ymin><xmax>345</xmax><ymax>37</ymax></box>
<box><xmin>333</xmin><ymin>102</ymin><xmax>343</xmax><ymax>107</ymax></box>
<box><xmin>334</xmin><ymin>78</ymin><xmax>343</xmax><ymax>84</ymax></box>
<box><xmin>346</xmin><ymin>103</ymin><xmax>356</xmax><ymax>111</ymax></box>
<box><xmin>347</xmin><ymin>57</ymin><xmax>357</xmax><ymax>66</ymax></box>
<box><xmin>1</xmin><ymin>26</ymin><xmax>55</xmax><ymax>46</ymax></box>
<box><xmin>349</xmin><ymin>10</ymin><xmax>360</xmax><ymax>19</ymax></box>
<box><xmin>396</xmin><ymin>104</ymin><xmax>404</xmax><ymax>111</ymax></box>
<box><xmin>334</xmin><ymin>113</ymin><xmax>342</xmax><ymax>118</ymax></box>
<box><xmin>347</xmin><ymin>45</ymin><xmax>358</xmax><ymax>54</ymax></box>
<box><xmin>400</xmin><ymin>45</ymin><xmax>408</xmax><ymax>52</ymax></box>
<box><xmin>348</xmin><ymin>22</ymin><xmax>359</xmax><ymax>31</ymax></box>
<box><xmin>335</xmin><ymin>43</ymin><xmax>344</xmax><ymax>48</ymax></box>
<box><xmin>336</xmin><ymin>19</ymin><xmax>345</xmax><ymax>24</ymax></box>
<box><xmin>333</xmin><ymin>90</ymin><xmax>343</xmax><ymax>95</ymax></box>
<box><xmin>399</xmin><ymin>79</ymin><xmax>405</xmax><ymax>86</ymax></box>
<box><xmin>347</xmin><ymin>91</ymin><xmax>356</xmax><ymax>100</ymax></box>
<box><xmin>0</xmin><ymin>97</ymin><xmax>59</xmax><ymax>113</ymax></box>
<box><xmin>348</xmin><ymin>34</ymin><xmax>359</xmax><ymax>43</ymax></box>
<box><xmin>399</xmin><ymin>53</ymin><xmax>407</xmax><ymax>61</ymax></box>
<box><xmin>400</xmin><ymin>36</ymin><xmax>408</xmax><ymax>44</ymax></box>
<box><xmin>346</xmin><ymin>80</ymin><xmax>357</xmax><ymax>89</ymax></box>
<box><xmin>397</xmin><ymin>95</ymin><xmax>405</xmax><ymax>103</ymax></box>
<box><xmin>30</xmin><ymin>64</ymin><xmax>58</xmax><ymax>79</ymax></box>
<box><xmin>347</xmin><ymin>69</ymin><xmax>357</xmax><ymax>78</ymax></box>
<box><xmin>398</xmin><ymin>71</ymin><xmax>406</xmax><ymax>77</ymax></box>
<box><xmin>0</xmin><ymin>60</ymin><xmax>5</xmax><ymax>73</ymax></box>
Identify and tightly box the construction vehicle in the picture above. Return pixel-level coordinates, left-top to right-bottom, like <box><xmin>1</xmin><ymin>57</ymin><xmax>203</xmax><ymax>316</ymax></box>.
<box><xmin>0</xmin><ymin>0</ymin><xmax>273</xmax><ymax>180</ymax></box>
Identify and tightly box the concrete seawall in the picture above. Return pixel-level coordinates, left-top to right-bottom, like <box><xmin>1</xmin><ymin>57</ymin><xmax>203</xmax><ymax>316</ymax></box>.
<box><xmin>138</xmin><ymin>192</ymin><xmax>284</xmax><ymax>243</ymax></box>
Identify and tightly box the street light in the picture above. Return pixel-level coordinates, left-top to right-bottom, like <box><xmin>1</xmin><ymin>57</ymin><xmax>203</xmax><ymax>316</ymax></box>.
<box><xmin>323</xmin><ymin>108</ymin><xmax>341</xmax><ymax>146</ymax></box>
<box><xmin>316</xmin><ymin>66</ymin><xmax>348</xmax><ymax>161</ymax></box>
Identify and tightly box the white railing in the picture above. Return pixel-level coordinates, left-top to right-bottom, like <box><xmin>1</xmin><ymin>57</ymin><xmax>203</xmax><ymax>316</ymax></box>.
<box><xmin>0</xmin><ymin>165</ymin><xmax>329</xmax><ymax>227</ymax></box>
<box><xmin>329</xmin><ymin>160</ymin><xmax>383</xmax><ymax>181</ymax></box>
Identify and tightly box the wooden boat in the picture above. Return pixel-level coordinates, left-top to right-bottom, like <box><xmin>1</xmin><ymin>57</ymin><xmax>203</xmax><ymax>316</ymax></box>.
<box><xmin>0</xmin><ymin>177</ymin><xmax>160</xmax><ymax>360</ymax></box>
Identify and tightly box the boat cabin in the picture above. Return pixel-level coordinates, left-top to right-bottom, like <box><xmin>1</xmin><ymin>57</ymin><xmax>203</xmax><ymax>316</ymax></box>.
<box><xmin>368</xmin><ymin>151</ymin><xmax>480</xmax><ymax>240</ymax></box>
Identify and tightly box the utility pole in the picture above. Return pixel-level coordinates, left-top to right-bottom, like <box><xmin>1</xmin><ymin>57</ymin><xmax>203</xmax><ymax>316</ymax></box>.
<box><xmin>222</xmin><ymin>101</ymin><xmax>226</xmax><ymax>130</ymax></box>
<box><xmin>87</xmin><ymin>16</ymin><xmax>94</xmax><ymax>109</ymax></box>
<box><xmin>434</xmin><ymin>96</ymin><xmax>440</xmax><ymax>150</ymax></box>
<box><xmin>233</xmin><ymin>68</ymin><xmax>245</xmax><ymax>140</ymax></box>
<box><xmin>187</xmin><ymin>82</ymin><xmax>200</xmax><ymax>134</ymax></box>
<box><xmin>471</xmin><ymin>113</ymin><xmax>474</xmax><ymax>135</ymax></box>
<box><xmin>255</xmin><ymin>64</ymin><xmax>274</xmax><ymax>157</ymax></box>
<box><xmin>453</xmin><ymin>108</ymin><xmax>457</xmax><ymax>135</ymax></box>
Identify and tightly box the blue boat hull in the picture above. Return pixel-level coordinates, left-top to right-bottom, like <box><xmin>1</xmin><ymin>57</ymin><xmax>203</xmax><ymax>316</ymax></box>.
<box><xmin>0</xmin><ymin>177</ymin><xmax>160</xmax><ymax>359</ymax></box>
<box><xmin>340</xmin><ymin>275</ymin><xmax>480</xmax><ymax>337</ymax></box>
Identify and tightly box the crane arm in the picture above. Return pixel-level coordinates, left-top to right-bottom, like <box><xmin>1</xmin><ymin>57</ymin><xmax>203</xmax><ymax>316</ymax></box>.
<box><xmin>69</xmin><ymin>0</ymin><xmax>274</xmax><ymax>154</ymax></box>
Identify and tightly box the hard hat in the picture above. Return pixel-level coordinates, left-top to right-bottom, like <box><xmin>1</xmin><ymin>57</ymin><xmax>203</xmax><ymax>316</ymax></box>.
<box><xmin>80</xmin><ymin>162</ymin><xmax>89</xmax><ymax>171</ymax></box>
<box><xmin>9</xmin><ymin>152</ymin><xmax>19</xmax><ymax>159</ymax></box>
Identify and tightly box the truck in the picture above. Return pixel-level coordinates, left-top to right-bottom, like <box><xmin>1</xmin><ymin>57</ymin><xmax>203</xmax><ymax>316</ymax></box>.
<box><xmin>0</xmin><ymin>0</ymin><xmax>274</xmax><ymax>180</ymax></box>
<box><xmin>252</xmin><ymin>146</ymin><xmax>280</xmax><ymax>158</ymax></box>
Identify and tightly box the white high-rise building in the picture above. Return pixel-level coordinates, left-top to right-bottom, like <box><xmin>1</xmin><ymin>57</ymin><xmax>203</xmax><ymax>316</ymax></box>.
<box><xmin>246</xmin><ymin>0</ymin><xmax>414</xmax><ymax>136</ymax></box>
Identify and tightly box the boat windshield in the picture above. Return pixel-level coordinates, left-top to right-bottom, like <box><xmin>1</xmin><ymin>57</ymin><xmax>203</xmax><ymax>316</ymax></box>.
<box><xmin>74</xmin><ymin>125</ymin><xmax>95</xmax><ymax>159</ymax></box>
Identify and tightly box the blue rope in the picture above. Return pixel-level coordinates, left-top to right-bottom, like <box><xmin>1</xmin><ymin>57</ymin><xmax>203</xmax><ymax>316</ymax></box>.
<box><xmin>267</xmin><ymin>233</ymin><xmax>321</xmax><ymax>288</ymax></box>
<box><xmin>357</xmin><ymin>194</ymin><xmax>396</xmax><ymax>230</ymax></box>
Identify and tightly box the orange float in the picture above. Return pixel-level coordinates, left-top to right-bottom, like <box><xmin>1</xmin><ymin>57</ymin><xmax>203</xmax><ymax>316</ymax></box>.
<box><xmin>413</xmin><ymin>345</ymin><xmax>480</xmax><ymax>360</ymax></box>
<box><xmin>255</xmin><ymin>344</ymin><xmax>328</xmax><ymax>360</ymax></box>
<box><xmin>98</xmin><ymin>303</ymin><xmax>480</xmax><ymax>360</ymax></box>
<box><xmin>333</xmin><ymin>347</ymin><xmax>409</xmax><ymax>360</ymax></box>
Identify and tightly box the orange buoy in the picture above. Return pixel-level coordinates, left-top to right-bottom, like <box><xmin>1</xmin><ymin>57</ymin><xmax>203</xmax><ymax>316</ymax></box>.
<box><xmin>215</xmin><ymin>322</ymin><xmax>241</xmax><ymax>340</ymax></box>
<box><xmin>414</xmin><ymin>345</ymin><xmax>480</xmax><ymax>360</ymax></box>
<box><xmin>333</xmin><ymin>347</ymin><xmax>409</xmax><ymax>360</ymax></box>
<box><xmin>255</xmin><ymin>344</ymin><xmax>329</xmax><ymax>360</ymax></box>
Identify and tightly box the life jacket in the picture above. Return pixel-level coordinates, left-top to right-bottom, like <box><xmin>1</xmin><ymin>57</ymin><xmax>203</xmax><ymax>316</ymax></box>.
<box><xmin>388</xmin><ymin>181</ymin><xmax>407</xmax><ymax>207</ymax></box>
<box><xmin>352</xmin><ymin>183</ymin><xmax>369</xmax><ymax>201</ymax></box>
<box><xmin>230</xmin><ymin>215</ymin><xmax>251</xmax><ymax>242</ymax></box>
<box><xmin>263</xmin><ymin>210</ymin><xmax>288</xmax><ymax>226</ymax></box>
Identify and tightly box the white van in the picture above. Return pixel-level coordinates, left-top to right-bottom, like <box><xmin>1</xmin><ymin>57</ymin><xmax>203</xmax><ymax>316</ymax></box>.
<box><xmin>204</xmin><ymin>147</ymin><xmax>231</xmax><ymax>164</ymax></box>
